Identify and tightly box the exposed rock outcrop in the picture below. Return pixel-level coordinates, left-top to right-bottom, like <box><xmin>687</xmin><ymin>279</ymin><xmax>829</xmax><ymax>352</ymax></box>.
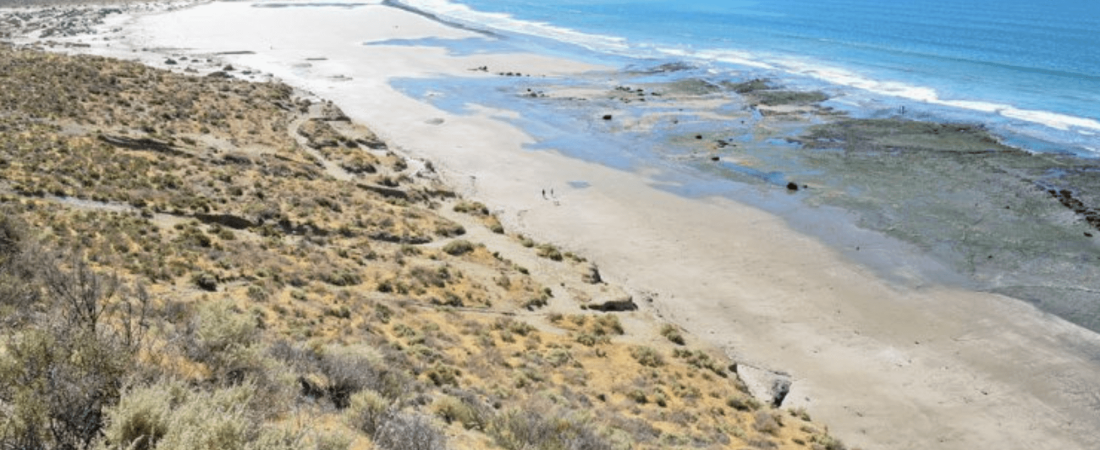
<box><xmin>587</xmin><ymin>294</ymin><xmax>637</xmax><ymax>312</ymax></box>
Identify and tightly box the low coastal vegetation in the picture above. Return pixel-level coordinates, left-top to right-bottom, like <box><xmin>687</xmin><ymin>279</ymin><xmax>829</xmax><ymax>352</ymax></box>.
<box><xmin>0</xmin><ymin>44</ymin><xmax>847</xmax><ymax>450</ymax></box>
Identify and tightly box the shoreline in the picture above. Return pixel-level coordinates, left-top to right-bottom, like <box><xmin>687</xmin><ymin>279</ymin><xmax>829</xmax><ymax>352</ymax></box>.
<box><xmin>5</xmin><ymin>1</ymin><xmax>1100</xmax><ymax>449</ymax></box>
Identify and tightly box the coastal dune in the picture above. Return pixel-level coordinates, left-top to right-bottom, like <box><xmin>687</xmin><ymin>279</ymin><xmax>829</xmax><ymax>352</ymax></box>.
<box><xmin>55</xmin><ymin>1</ymin><xmax>1100</xmax><ymax>449</ymax></box>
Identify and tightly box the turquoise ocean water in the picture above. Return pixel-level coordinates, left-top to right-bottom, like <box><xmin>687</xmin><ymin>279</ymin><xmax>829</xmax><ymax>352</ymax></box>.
<box><xmin>392</xmin><ymin>0</ymin><xmax>1100</xmax><ymax>154</ymax></box>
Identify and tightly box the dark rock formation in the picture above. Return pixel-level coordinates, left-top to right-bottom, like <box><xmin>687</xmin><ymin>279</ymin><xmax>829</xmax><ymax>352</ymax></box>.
<box><xmin>771</xmin><ymin>378</ymin><xmax>791</xmax><ymax>407</ymax></box>
<box><xmin>1047</xmin><ymin>188</ymin><xmax>1100</xmax><ymax>231</ymax></box>
<box><xmin>357</xmin><ymin>183</ymin><xmax>409</xmax><ymax>200</ymax></box>
<box><xmin>587</xmin><ymin>295</ymin><xmax>637</xmax><ymax>312</ymax></box>
<box><xmin>368</xmin><ymin>231</ymin><xmax>431</xmax><ymax>245</ymax></box>
<box><xmin>98</xmin><ymin>134</ymin><xmax>186</xmax><ymax>157</ymax></box>
<box><xmin>194</xmin><ymin>213</ymin><xmax>255</xmax><ymax>230</ymax></box>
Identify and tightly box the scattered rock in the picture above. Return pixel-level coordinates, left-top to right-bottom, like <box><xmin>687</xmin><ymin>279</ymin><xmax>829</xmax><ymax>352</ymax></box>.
<box><xmin>164</xmin><ymin>58</ymin><xmax>176</xmax><ymax>65</ymax></box>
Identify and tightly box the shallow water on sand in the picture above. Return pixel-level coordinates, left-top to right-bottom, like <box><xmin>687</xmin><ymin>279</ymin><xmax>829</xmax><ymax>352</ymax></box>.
<box><xmin>393</xmin><ymin>0</ymin><xmax>1100</xmax><ymax>155</ymax></box>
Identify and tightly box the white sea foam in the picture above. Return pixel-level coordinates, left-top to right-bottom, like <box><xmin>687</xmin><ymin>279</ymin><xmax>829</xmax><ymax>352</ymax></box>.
<box><xmin>391</xmin><ymin>0</ymin><xmax>1100</xmax><ymax>138</ymax></box>
<box><xmin>750</xmin><ymin>55</ymin><xmax>1100</xmax><ymax>134</ymax></box>
<box><xmin>391</xmin><ymin>0</ymin><xmax>629</xmax><ymax>53</ymax></box>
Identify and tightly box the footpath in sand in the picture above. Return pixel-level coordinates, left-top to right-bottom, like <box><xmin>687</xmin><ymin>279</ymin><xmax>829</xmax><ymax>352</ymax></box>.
<box><xmin>14</xmin><ymin>1</ymin><xmax>1100</xmax><ymax>449</ymax></box>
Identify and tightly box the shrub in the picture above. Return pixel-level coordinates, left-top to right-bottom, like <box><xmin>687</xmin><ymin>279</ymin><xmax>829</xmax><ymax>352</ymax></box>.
<box><xmin>152</xmin><ymin>384</ymin><xmax>258</xmax><ymax>450</ymax></box>
<box><xmin>311</xmin><ymin>432</ymin><xmax>352</xmax><ymax>450</ymax></box>
<box><xmin>442</xmin><ymin>240</ymin><xmax>475</xmax><ymax>256</ymax></box>
<box><xmin>320</xmin><ymin>351</ymin><xmax>385</xmax><ymax>408</ymax></box>
<box><xmin>522</xmin><ymin>296</ymin><xmax>548</xmax><ymax>310</ymax></box>
<box><xmin>492</xmin><ymin>317</ymin><xmax>535</xmax><ymax>336</ymax></box>
<box><xmin>192</xmin><ymin>271</ymin><xmax>218</xmax><ymax>291</ymax></box>
<box><xmin>752</xmin><ymin>410</ymin><xmax>783</xmax><ymax>436</ymax></box>
<box><xmin>433</xmin><ymin>395</ymin><xmax>488</xmax><ymax>430</ymax></box>
<box><xmin>187</xmin><ymin>300</ymin><xmax>258</xmax><ymax>361</ymax></box>
<box><xmin>373</xmin><ymin>412</ymin><xmax>447</xmax><ymax>450</ymax></box>
<box><xmin>487</xmin><ymin>217</ymin><xmax>505</xmax><ymax>234</ymax></box>
<box><xmin>246</xmin><ymin>284</ymin><xmax>269</xmax><ymax>301</ymax></box>
<box><xmin>672</xmin><ymin>349</ymin><xmax>726</xmax><ymax>377</ymax></box>
<box><xmin>433</xmin><ymin>221</ymin><xmax>465</xmax><ymax>238</ymax></box>
<box><xmin>98</xmin><ymin>382</ymin><xmax>181</xmax><ymax>450</ymax></box>
<box><xmin>535</xmin><ymin>244</ymin><xmax>562</xmax><ymax>261</ymax></box>
<box><xmin>727</xmin><ymin>395</ymin><xmax>762</xmax><ymax>412</ymax></box>
<box><xmin>630</xmin><ymin>346</ymin><xmax>664</xmax><ymax>367</ymax></box>
<box><xmin>660</xmin><ymin>324</ymin><xmax>685</xmax><ymax>345</ymax></box>
<box><xmin>489</xmin><ymin>408</ymin><xmax>612</xmax><ymax>450</ymax></box>
<box><xmin>345</xmin><ymin>389</ymin><xmax>392</xmax><ymax>437</ymax></box>
<box><xmin>574</xmin><ymin>333</ymin><xmax>602</xmax><ymax>347</ymax></box>
<box><xmin>322</xmin><ymin>269</ymin><xmax>362</xmax><ymax>287</ymax></box>
<box><xmin>812</xmin><ymin>434</ymin><xmax>848</xmax><ymax>450</ymax></box>
<box><xmin>451</xmin><ymin>200</ymin><xmax>486</xmax><ymax>214</ymax></box>
<box><xmin>424</xmin><ymin>364</ymin><xmax>461</xmax><ymax>387</ymax></box>
<box><xmin>592</xmin><ymin>315</ymin><xmax>623</xmax><ymax>336</ymax></box>
<box><xmin>0</xmin><ymin>326</ymin><xmax>130</xmax><ymax>450</ymax></box>
<box><xmin>101</xmin><ymin>381</ymin><xmax>261</xmax><ymax>450</ymax></box>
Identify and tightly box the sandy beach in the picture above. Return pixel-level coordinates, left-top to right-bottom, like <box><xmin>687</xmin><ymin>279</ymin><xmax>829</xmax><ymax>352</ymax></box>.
<box><xmin>12</xmin><ymin>1</ymin><xmax>1100</xmax><ymax>449</ymax></box>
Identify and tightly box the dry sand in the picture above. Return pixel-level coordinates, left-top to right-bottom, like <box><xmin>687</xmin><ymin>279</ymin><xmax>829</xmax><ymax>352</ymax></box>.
<box><xmin>34</xmin><ymin>1</ymin><xmax>1100</xmax><ymax>448</ymax></box>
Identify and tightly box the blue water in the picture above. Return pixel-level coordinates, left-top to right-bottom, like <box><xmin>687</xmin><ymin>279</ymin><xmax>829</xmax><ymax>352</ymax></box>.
<box><xmin>394</xmin><ymin>0</ymin><xmax>1100</xmax><ymax>154</ymax></box>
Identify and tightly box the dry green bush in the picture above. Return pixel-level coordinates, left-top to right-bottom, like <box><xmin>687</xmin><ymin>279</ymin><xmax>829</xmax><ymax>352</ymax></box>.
<box><xmin>535</xmin><ymin>244</ymin><xmax>563</xmax><ymax>261</ymax></box>
<box><xmin>660</xmin><ymin>324</ymin><xmax>685</xmax><ymax>345</ymax></box>
<box><xmin>453</xmin><ymin>201</ymin><xmax>489</xmax><ymax>215</ymax></box>
<box><xmin>433</xmin><ymin>394</ymin><xmax>489</xmax><ymax>430</ymax></box>
<box><xmin>345</xmin><ymin>389</ymin><xmax>393</xmax><ymax>437</ymax></box>
<box><xmin>182</xmin><ymin>300</ymin><xmax>260</xmax><ymax>376</ymax></box>
<box><xmin>630</xmin><ymin>346</ymin><xmax>664</xmax><ymax>367</ymax></box>
<box><xmin>672</xmin><ymin>349</ymin><xmax>727</xmax><ymax>377</ymax></box>
<box><xmin>442</xmin><ymin>240</ymin><xmax>475</xmax><ymax>256</ymax></box>
<box><xmin>752</xmin><ymin>410</ymin><xmax>783</xmax><ymax>436</ymax></box>
<box><xmin>99</xmin><ymin>381</ymin><xmax>264</xmax><ymax>450</ymax></box>
<box><xmin>727</xmin><ymin>395</ymin><xmax>762</xmax><ymax>412</ymax></box>
<box><xmin>489</xmin><ymin>407</ymin><xmax>612</xmax><ymax>450</ymax></box>
<box><xmin>372</xmin><ymin>412</ymin><xmax>447</xmax><ymax>450</ymax></box>
<box><xmin>0</xmin><ymin>237</ymin><xmax>146</xmax><ymax>450</ymax></box>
